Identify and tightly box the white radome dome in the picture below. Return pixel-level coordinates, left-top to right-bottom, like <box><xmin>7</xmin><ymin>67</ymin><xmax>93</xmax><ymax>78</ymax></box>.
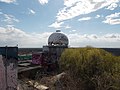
<box><xmin>48</xmin><ymin>30</ymin><xmax>69</xmax><ymax>46</ymax></box>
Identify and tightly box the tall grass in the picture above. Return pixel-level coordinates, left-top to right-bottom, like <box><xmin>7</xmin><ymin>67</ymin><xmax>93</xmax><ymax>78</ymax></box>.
<box><xmin>59</xmin><ymin>48</ymin><xmax>120</xmax><ymax>90</ymax></box>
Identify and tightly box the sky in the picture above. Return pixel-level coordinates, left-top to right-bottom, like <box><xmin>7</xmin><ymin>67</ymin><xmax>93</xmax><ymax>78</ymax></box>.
<box><xmin>0</xmin><ymin>0</ymin><xmax>120</xmax><ymax>48</ymax></box>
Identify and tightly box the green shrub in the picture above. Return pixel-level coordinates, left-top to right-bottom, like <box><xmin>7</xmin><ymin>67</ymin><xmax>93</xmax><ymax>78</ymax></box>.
<box><xmin>59</xmin><ymin>48</ymin><xmax>120</xmax><ymax>90</ymax></box>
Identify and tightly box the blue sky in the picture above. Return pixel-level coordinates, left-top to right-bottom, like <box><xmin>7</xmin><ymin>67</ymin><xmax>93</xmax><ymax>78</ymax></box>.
<box><xmin>0</xmin><ymin>0</ymin><xmax>120</xmax><ymax>48</ymax></box>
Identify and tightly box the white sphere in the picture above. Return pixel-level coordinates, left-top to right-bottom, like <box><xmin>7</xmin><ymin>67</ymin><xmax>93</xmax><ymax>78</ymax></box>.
<box><xmin>48</xmin><ymin>30</ymin><xmax>69</xmax><ymax>46</ymax></box>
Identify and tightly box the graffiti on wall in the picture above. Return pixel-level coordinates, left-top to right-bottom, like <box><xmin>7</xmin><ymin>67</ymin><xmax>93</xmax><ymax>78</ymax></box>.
<box><xmin>0</xmin><ymin>47</ymin><xmax>18</xmax><ymax>90</ymax></box>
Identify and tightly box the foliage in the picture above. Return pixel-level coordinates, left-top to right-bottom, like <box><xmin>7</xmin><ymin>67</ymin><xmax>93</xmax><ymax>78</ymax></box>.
<box><xmin>59</xmin><ymin>48</ymin><xmax>120</xmax><ymax>90</ymax></box>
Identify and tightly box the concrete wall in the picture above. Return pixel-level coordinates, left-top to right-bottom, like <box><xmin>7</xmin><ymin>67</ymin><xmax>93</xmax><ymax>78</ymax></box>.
<box><xmin>43</xmin><ymin>46</ymin><xmax>68</xmax><ymax>61</ymax></box>
<box><xmin>0</xmin><ymin>55</ymin><xmax>6</xmax><ymax>90</ymax></box>
<box><xmin>0</xmin><ymin>47</ymin><xmax>18</xmax><ymax>90</ymax></box>
<box><xmin>0</xmin><ymin>55</ymin><xmax>17</xmax><ymax>90</ymax></box>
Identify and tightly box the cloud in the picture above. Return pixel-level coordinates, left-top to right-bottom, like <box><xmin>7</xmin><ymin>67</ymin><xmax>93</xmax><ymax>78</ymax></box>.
<box><xmin>2</xmin><ymin>14</ymin><xmax>19</xmax><ymax>24</ymax></box>
<box><xmin>68</xmin><ymin>33</ymin><xmax>120</xmax><ymax>48</ymax></box>
<box><xmin>0</xmin><ymin>26</ymin><xmax>119</xmax><ymax>48</ymax></box>
<box><xmin>78</xmin><ymin>17</ymin><xmax>91</xmax><ymax>21</ymax></box>
<box><xmin>48</xmin><ymin>22</ymin><xmax>64</xmax><ymax>29</ymax></box>
<box><xmin>69</xmin><ymin>30</ymin><xmax>76</xmax><ymax>33</ymax></box>
<box><xmin>106</xmin><ymin>3</ymin><xmax>118</xmax><ymax>10</ymax></box>
<box><xmin>0</xmin><ymin>12</ymin><xmax>3</xmax><ymax>14</ymax></box>
<box><xmin>28</xmin><ymin>8</ymin><xmax>36</xmax><ymax>15</ymax></box>
<box><xmin>49</xmin><ymin>22</ymin><xmax>71</xmax><ymax>29</ymax></box>
<box><xmin>0</xmin><ymin>0</ymin><xmax>16</xmax><ymax>3</ymax></box>
<box><xmin>38</xmin><ymin>0</ymin><xmax>49</xmax><ymax>5</ymax></box>
<box><xmin>65</xmin><ymin>25</ymin><xmax>71</xmax><ymax>29</ymax></box>
<box><xmin>103</xmin><ymin>12</ymin><xmax>120</xmax><ymax>25</ymax></box>
<box><xmin>95</xmin><ymin>15</ymin><xmax>101</xmax><ymax>18</ymax></box>
<box><xmin>56</xmin><ymin>0</ymin><xmax>120</xmax><ymax>22</ymax></box>
<box><xmin>0</xmin><ymin>26</ymin><xmax>51</xmax><ymax>47</ymax></box>
<box><xmin>104</xmin><ymin>33</ymin><xmax>120</xmax><ymax>38</ymax></box>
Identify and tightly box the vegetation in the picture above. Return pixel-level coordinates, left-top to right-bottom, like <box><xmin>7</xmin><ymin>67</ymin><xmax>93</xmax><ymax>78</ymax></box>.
<box><xmin>59</xmin><ymin>47</ymin><xmax>120</xmax><ymax>90</ymax></box>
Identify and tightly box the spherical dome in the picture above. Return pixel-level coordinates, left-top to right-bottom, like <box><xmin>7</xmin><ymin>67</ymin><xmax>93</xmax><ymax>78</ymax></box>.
<box><xmin>48</xmin><ymin>30</ymin><xmax>69</xmax><ymax>46</ymax></box>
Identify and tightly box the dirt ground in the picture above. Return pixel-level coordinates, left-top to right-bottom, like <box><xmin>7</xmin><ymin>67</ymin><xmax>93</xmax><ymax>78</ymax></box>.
<box><xmin>18</xmin><ymin>71</ymin><xmax>78</xmax><ymax>90</ymax></box>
